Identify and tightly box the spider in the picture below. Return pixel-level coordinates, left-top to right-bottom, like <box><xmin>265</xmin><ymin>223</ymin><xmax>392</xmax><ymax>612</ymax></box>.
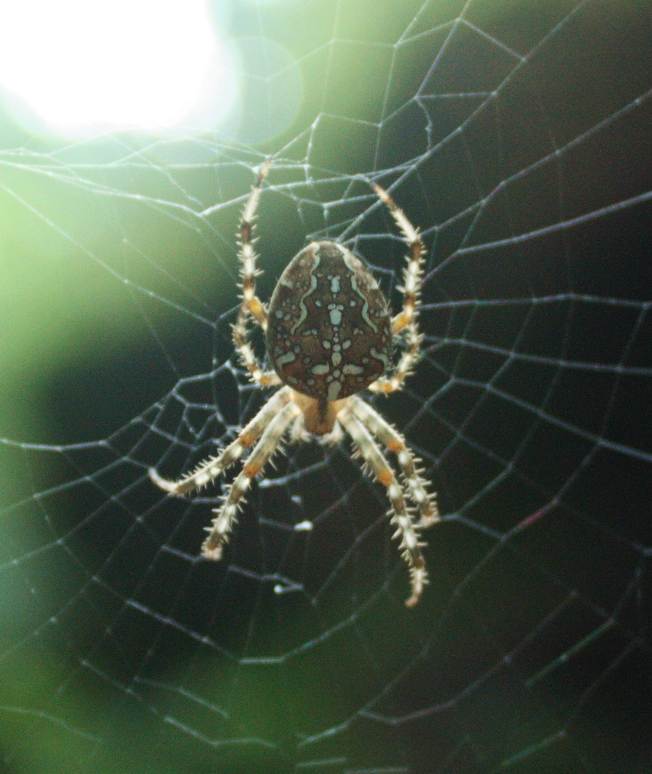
<box><xmin>149</xmin><ymin>162</ymin><xmax>438</xmax><ymax>607</ymax></box>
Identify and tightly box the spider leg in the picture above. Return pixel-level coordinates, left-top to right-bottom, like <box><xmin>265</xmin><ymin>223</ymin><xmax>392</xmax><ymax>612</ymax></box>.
<box><xmin>350</xmin><ymin>396</ymin><xmax>438</xmax><ymax>528</ymax></box>
<box><xmin>338</xmin><ymin>405</ymin><xmax>428</xmax><ymax>608</ymax></box>
<box><xmin>232</xmin><ymin>159</ymin><xmax>281</xmax><ymax>388</ymax></box>
<box><xmin>149</xmin><ymin>387</ymin><xmax>291</xmax><ymax>496</ymax></box>
<box><xmin>238</xmin><ymin>159</ymin><xmax>272</xmax><ymax>331</ymax></box>
<box><xmin>371</xmin><ymin>181</ymin><xmax>426</xmax><ymax>336</ymax></box>
<box><xmin>368</xmin><ymin>321</ymin><xmax>422</xmax><ymax>395</ymax></box>
<box><xmin>232</xmin><ymin>305</ymin><xmax>281</xmax><ymax>388</ymax></box>
<box><xmin>202</xmin><ymin>400</ymin><xmax>300</xmax><ymax>559</ymax></box>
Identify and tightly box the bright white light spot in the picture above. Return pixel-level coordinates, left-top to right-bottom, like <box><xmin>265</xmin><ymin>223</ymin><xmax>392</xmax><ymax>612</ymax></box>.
<box><xmin>0</xmin><ymin>0</ymin><xmax>238</xmax><ymax>136</ymax></box>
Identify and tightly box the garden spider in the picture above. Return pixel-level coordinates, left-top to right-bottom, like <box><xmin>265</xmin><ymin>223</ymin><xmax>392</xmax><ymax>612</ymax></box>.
<box><xmin>150</xmin><ymin>162</ymin><xmax>438</xmax><ymax>607</ymax></box>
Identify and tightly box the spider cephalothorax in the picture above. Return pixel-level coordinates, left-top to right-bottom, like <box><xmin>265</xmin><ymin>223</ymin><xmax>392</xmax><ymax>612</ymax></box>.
<box><xmin>150</xmin><ymin>162</ymin><xmax>438</xmax><ymax>607</ymax></box>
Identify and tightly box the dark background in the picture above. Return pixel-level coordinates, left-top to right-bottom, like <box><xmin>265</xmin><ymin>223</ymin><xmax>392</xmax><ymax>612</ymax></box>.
<box><xmin>1</xmin><ymin>1</ymin><xmax>650</xmax><ymax>772</ymax></box>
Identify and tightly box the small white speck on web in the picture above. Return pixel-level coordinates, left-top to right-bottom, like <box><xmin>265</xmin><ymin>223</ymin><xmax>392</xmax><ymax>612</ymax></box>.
<box><xmin>294</xmin><ymin>519</ymin><xmax>313</xmax><ymax>532</ymax></box>
<box><xmin>273</xmin><ymin>580</ymin><xmax>303</xmax><ymax>595</ymax></box>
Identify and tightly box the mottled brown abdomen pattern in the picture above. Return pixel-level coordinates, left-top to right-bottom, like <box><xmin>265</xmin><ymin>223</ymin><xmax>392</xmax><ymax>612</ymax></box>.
<box><xmin>266</xmin><ymin>241</ymin><xmax>392</xmax><ymax>401</ymax></box>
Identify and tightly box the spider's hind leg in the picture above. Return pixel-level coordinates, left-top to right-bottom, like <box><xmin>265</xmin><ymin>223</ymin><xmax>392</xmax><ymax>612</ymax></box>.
<box><xmin>371</xmin><ymin>181</ymin><xmax>426</xmax><ymax>336</ymax></box>
<box><xmin>368</xmin><ymin>181</ymin><xmax>426</xmax><ymax>395</ymax></box>
<box><xmin>232</xmin><ymin>160</ymin><xmax>281</xmax><ymax>388</ymax></box>
<box><xmin>238</xmin><ymin>159</ymin><xmax>272</xmax><ymax>331</ymax></box>
<box><xmin>232</xmin><ymin>306</ymin><xmax>281</xmax><ymax>388</ymax></box>
<box><xmin>368</xmin><ymin>321</ymin><xmax>422</xmax><ymax>395</ymax></box>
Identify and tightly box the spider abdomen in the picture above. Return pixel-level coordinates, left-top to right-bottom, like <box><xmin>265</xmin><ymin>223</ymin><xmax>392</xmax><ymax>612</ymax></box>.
<box><xmin>266</xmin><ymin>241</ymin><xmax>392</xmax><ymax>401</ymax></box>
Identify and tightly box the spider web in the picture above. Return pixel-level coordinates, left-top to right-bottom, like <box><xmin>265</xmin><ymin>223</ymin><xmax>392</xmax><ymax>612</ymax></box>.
<box><xmin>1</xmin><ymin>1</ymin><xmax>651</xmax><ymax>771</ymax></box>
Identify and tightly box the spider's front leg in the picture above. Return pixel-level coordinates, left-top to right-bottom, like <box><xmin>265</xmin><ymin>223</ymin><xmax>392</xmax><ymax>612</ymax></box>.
<box><xmin>202</xmin><ymin>399</ymin><xmax>300</xmax><ymax>559</ymax></box>
<box><xmin>149</xmin><ymin>387</ymin><xmax>291</xmax><ymax>497</ymax></box>
<box><xmin>338</xmin><ymin>405</ymin><xmax>428</xmax><ymax>608</ymax></box>
<box><xmin>351</xmin><ymin>397</ymin><xmax>438</xmax><ymax>528</ymax></box>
